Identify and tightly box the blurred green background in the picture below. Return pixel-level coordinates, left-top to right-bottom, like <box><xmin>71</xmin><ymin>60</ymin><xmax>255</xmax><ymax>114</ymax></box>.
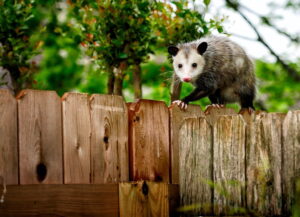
<box><xmin>1</xmin><ymin>0</ymin><xmax>300</xmax><ymax>112</ymax></box>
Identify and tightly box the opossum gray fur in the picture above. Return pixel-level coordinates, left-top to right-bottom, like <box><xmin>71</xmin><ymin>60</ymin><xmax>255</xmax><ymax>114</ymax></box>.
<box><xmin>168</xmin><ymin>36</ymin><xmax>256</xmax><ymax>110</ymax></box>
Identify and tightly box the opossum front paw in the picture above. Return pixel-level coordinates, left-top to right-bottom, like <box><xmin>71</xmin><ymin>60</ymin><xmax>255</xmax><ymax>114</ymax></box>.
<box><xmin>204</xmin><ymin>104</ymin><xmax>225</xmax><ymax>114</ymax></box>
<box><xmin>172</xmin><ymin>100</ymin><xmax>188</xmax><ymax>110</ymax></box>
<box><xmin>206</xmin><ymin>104</ymin><xmax>225</xmax><ymax>109</ymax></box>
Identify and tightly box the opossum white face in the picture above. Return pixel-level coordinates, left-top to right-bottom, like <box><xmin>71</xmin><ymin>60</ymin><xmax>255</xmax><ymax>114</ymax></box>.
<box><xmin>168</xmin><ymin>42</ymin><xmax>207</xmax><ymax>83</ymax></box>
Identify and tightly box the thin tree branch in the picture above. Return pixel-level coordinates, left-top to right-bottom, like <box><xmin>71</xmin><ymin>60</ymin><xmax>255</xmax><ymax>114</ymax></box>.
<box><xmin>226</xmin><ymin>0</ymin><xmax>300</xmax><ymax>81</ymax></box>
<box><xmin>239</xmin><ymin>3</ymin><xmax>300</xmax><ymax>43</ymax></box>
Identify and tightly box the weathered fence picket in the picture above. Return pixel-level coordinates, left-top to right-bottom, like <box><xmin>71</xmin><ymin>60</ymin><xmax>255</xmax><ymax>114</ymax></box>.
<box><xmin>213</xmin><ymin>115</ymin><xmax>246</xmax><ymax>215</ymax></box>
<box><xmin>179</xmin><ymin>117</ymin><xmax>213</xmax><ymax>215</ymax></box>
<box><xmin>17</xmin><ymin>90</ymin><xmax>63</xmax><ymax>184</ymax></box>
<box><xmin>282</xmin><ymin>110</ymin><xmax>300</xmax><ymax>215</ymax></box>
<box><xmin>246</xmin><ymin>113</ymin><xmax>285</xmax><ymax>216</ymax></box>
<box><xmin>0</xmin><ymin>90</ymin><xmax>18</xmax><ymax>185</ymax></box>
<box><xmin>169</xmin><ymin>105</ymin><xmax>204</xmax><ymax>184</ymax></box>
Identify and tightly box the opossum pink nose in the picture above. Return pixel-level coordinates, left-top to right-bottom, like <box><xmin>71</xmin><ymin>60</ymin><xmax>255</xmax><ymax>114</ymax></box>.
<box><xmin>183</xmin><ymin>77</ymin><xmax>191</xmax><ymax>82</ymax></box>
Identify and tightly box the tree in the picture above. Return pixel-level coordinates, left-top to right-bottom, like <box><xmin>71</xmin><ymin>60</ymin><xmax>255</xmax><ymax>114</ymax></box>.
<box><xmin>79</xmin><ymin>0</ymin><xmax>155</xmax><ymax>97</ymax></box>
<box><xmin>0</xmin><ymin>0</ymin><xmax>39</xmax><ymax>91</ymax></box>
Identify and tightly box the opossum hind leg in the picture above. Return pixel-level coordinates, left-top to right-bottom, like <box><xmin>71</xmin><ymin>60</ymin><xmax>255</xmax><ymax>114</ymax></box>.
<box><xmin>239</xmin><ymin>87</ymin><xmax>255</xmax><ymax>110</ymax></box>
<box><xmin>208</xmin><ymin>89</ymin><xmax>225</xmax><ymax>107</ymax></box>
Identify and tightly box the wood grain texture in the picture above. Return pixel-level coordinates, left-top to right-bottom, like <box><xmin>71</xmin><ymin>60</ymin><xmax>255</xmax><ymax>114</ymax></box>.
<box><xmin>169</xmin><ymin>104</ymin><xmax>204</xmax><ymax>184</ymax></box>
<box><xmin>0</xmin><ymin>90</ymin><xmax>18</xmax><ymax>185</ymax></box>
<box><xmin>119</xmin><ymin>181</ymin><xmax>175</xmax><ymax>217</ymax></box>
<box><xmin>205</xmin><ymin>107</ymin><xmax>236</xmax><ymax>126</ymax></box>
<box><xmin>246</xmin><ymin>113</ymin><xmax>285</xmax><ymax>216</ymax></box>
<box><xmin>128</xmin><ymin>100</ymin><xmax>169</xmax><ymax>182</ymax></box>
<box><xmin>178</xmin><ymin>117</ymin><xmax>213</xmax><ymax>215</ymax></box>
<box><xmin>90</xmin><ymin>94</ymin><xmax>129</xmax><ymax>183</ymax></box>
<box><xmin>17</xmin><ymin>90</ymin><xmax>63</xmax><ymax>184</ymax></box>
<box><xmin>282</xmin><ymin>110</ymin><xmax>300</xmax><ymax>215</ymax></box>
<box><xmin>0</xmin><ymin>184</ymin><xmax>119</xmax><ymax>217</ymax></box>
<box><xmin>62</xmin><ymin>93</ymin><xmax>91</xmax><ymax>184</ymax></box>
<box><xmin>213</xmin><ymin>115</ymin><xmax>246</xmax><ymax>215</ymax></box>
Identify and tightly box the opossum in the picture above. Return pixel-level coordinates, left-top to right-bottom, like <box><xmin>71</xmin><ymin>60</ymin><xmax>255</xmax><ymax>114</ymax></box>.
<box><xmin>168</xmin><ymin>36</ymin><xmax>256</xmax><ymax>110</ymax></box>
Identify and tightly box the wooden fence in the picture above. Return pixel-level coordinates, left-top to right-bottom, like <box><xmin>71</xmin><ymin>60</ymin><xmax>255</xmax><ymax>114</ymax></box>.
<box><xmin>0</xmin><ymin>89</ymin><xmax>299</xmax><ymax>216</ymax></box>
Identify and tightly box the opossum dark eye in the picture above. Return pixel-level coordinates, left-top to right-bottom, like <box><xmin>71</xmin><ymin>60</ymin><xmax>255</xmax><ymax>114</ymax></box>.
<box><xmin>178</xmin><ymin>64</ymin><xmax>183</xmax><ymax>68</ymax></box>
<box><xmin>192</xmin><ymin>63</ymin><xmax>197</xmax><ymax>68</ymax></box>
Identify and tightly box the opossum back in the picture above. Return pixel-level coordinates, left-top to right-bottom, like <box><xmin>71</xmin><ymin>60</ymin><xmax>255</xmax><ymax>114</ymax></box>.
<box><xmin>200</xmin><ymin>36</ymin><xmax>255</xmax><ymax>86</ymax></box>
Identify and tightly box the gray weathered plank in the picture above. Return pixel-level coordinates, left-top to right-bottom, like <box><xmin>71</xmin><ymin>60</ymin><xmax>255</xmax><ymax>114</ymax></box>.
<box><xmin>62</xmin><ymin>93</ymin><xmax>91</xmax><ymax>184</ymax></box>
<box><xmin>205</xmin><ymin>107</ymin><xmax>236</xmax><ymax>126</ymax></box>
<box><xmin>246</xmin><ymin>113</ymin><xmax>285</xmax><ymax>216</ymax></box>
<box><xmin>169</xmin><ymin>104</ymin><xmax>204</xmax><ymax>184</ymax></box>
<box><xmin>17</xmin><ymin>90</ymin><xmax>63</xmax><ymax>184</ymax></box>
<box><xmin>213</xmin><ymin>115</ymin><xmax>246</xmax><ymax>215</ymax></box>
<box><xmin>179</xmin><ymin>117</ymin><xmax>213</xmax><ymax>215</ymax></box>
<box><xmin>0</xmin><ymin>90</ymin><xmax>18</xmax><ymax>185</ymax></box>
<box><xmin>90</xmin><ymin>94</ymin><xmax>129</xmax><ymax>183</ymax></box>
<box><xmin>282</xmin><ymin>110</ymin><xmax>300</xmax><ymax>215</ymax></box>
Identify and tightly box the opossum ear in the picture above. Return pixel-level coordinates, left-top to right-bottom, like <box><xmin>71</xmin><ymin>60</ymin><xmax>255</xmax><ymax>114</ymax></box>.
<box><xmin>197</xmin><ymin>42</ymin><xmax>207</xmax><ymax>55</ymax></box>
<box><xmin>168</xmin><ymin>46</ymin><xmax>179</xmax><ymax>56</ymax></box>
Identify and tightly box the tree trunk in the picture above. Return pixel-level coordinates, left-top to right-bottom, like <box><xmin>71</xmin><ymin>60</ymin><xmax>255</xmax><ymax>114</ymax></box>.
<box><xmin>113</xmin><ymin>61</ymin><xmax>127</xmax><ymax>96</ymax></box>
<box><xmin>113</xmin><ymin>76</ymin><xmax>123</xmax><ymax>96</ymax></box>
<box><xmin>170</xmin><ymin>73</ymin><xmax>182</xmax><ymax>102</ymax></box>
<box><xmin>107</xmin><ymin>67</ymin><xmax>115</xmax><ymax>94</ymax></box>
<box><xmin>133</xmin><ymin>64</ymin><xmax>142</xmax><ymax>100</ymax></box>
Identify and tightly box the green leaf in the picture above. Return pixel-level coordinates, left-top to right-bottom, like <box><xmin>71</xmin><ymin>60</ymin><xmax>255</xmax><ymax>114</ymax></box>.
<box><xmin>217</xmin><ymin>26</ymin><xmax>223</xmax><ymax>33</ymax></box>
<box><xmin>118</xmin><ymin>52</ymin><xmax>128</xmax><ymax>59</ymax></box>
<box><xmin>204</xmin><ymin>0</ymin><xmax>211</xmax><ymax>6</ymax></box>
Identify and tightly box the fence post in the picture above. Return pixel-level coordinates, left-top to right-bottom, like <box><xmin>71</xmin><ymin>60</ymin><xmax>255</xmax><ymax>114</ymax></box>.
<box><xmin>17</xmin><ymin>90</ymin><xmax>63</xmax><ymax>184</ymax></box>
<box><xmin>0</xmin><ymin>90</ymin><xmax>18</xmax><ymax>184</ymax></box>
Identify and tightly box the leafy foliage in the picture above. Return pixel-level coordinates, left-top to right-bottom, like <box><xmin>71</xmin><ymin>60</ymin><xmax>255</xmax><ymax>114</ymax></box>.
<box><xmin>0</xmin><ymin>0</ymin><xmax>38</xmax><ymax>89</ymax></box>
<box><xmin>256</xmin><ymin>60</ymin><xmax>300</xmax><ymax>111</ymax></box>
<box><xmin>152</xmin><ymin>0</ymin><xmax>224</xmax><ymax>47</ymax></box>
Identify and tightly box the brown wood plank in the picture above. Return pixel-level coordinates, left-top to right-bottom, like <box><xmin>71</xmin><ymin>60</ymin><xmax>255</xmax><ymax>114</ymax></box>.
<box><xmin>62</xmin><ymin>93</ymin><xmax>91</xmax><ymax>184</ymax></box>
<box><xmin>213</xmin><ymin>115</ymin><xmax>246</xmax><ymax>215</ymax></box>
<box><xmin>128</xmin><ymin>100</ymin><xmax>169</xmax><ymax>182</ymax></box>
<box><xmin>246</xmin><ymin>113</ymin><xmax>285</xmax><ymax>216</ymax></box>
<box><xmin>119</xmin><ymin>181</ymin><xmax>178</xmax><ymax>217</ymax></box>
<box><xmin>169</xmin><ymin>104</ymin><xmax>204</xmax><ymax>184</ymax></box>
<box><xmin>90</xmin><ymin>94</ymin><xmax>129</xmax><ymax>183</ymax></box>
<box><xmin>178</xmin><ymin>117</ymin><xmax>213</xmax><ymax>215</ymax></box>
<box><xmin>17</xmin><ymin>90</ymin><xmax>63</xmax><ymax>184</ymax></box>
<box><xmin>0</xmin><ymin>90</ymin><xmax>18</xmax><ymax>185</ymax></box>
<box><xmin>282</xmin><ymin>110</ymin><xmax>300</xmax><ymax>215</ymax></box>
<box><xmin>0</xmin><ymin>184</ymin><xmax>119</xmax><ymax>217</ymax></box>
